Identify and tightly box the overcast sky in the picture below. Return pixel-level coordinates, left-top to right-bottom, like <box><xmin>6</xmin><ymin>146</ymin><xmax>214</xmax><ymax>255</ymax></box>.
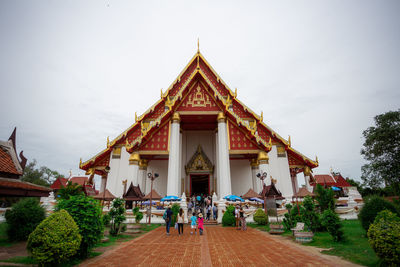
<box><xmin>1</xmin><ymin>0</ymin><xmax>399</xmax><ymax>186</ymax></box>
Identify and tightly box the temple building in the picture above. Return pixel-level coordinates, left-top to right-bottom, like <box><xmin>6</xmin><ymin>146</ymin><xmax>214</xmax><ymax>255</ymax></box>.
<box><xmin>79</xmin><ymin>48</ymin><xmax>318</xmax><ymax>201</ymax></box>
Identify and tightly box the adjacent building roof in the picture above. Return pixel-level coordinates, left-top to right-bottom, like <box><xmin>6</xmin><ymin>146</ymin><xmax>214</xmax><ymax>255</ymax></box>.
<box><xmin>68</xmin><ymin>176</ymin><xmax>88</xmax><ymax>186</ymax></box>
<box><xmin>0</xmin><ymin>177</ymin><xmax>51</xmax><ymax>197</ymax></box>
<box><xmin>50</xmin><ymin>177</ymin><xmax>68</xmax><ymax>190</ymax></box>
<box><xmin>312</xmin><ymin>173</ymin><xmax>352</xmax><ymax>188</ymax></box>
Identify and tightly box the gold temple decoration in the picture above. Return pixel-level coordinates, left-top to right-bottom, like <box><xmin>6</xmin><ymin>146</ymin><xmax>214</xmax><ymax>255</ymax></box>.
<box><xmin>197</xmin><ymin>38</ymin><xmax>200</xmax><ymax>53</ymax></box>
<box><xmin>186</xmin><ymin>85</ymin><xmax>211</xmax><ymax>107</ymax></box>
<box><xmin>107</xmin><ymin>136</ymin><xmax>110</xmax><ymax>147</ymax></box>
<box><xmin>79</xmin><ymin>158</ymin><xmax>82</xmax><ymax>167</ymax></box>
<box><xmin>217</xmin><ymin>112</ymin><xmax>226</xmax><ymax>122</ymax></box>
<box><xmin>185</xmin><ymin>145</ymin><xmax>214</xmax><ymax>174</ymax></box>
<box><xmin>135</xmin><ymin>112</ymin><xmax>138</xmax><ymax>122</ymax></box>
<box><xmin>316</xmin><ymin>156</ymin><xmax>319</xmax><ymax>164</ymax></box>
<box><xmin>172</xmin><ymin>112</ymin><xmax>181</xmax><ymax>123</ymax></box>
<box><xmin>288</xmin><ymin>135</ymin><xmax>291</xmax><ymax>147</ymax></box>
<box><xmin>304</xmin><ymin>166</ymin><xmax>311</xmax><ymax>176</ymax></box>
<box><xmin>112</xmin><ymin>147</ymin><xmax>121</xmax><ymax>159</ymax></box>
<box><xmin>234</xmin><ymin>88</ymin><xmax>237</xmax><ymax>98</ymax></box>
<box><xmin>257</xmin><ymin>151</ymin><xmax>269</xmax><ymax>164</ymax></box>
<box><xmin>160</xmin><ymin>89</ymin><xmax>163</xmax><ymax>98</ymax></box>
<box><xmin>260</xmin><ymin>111</ymin><xmax>263</xmax><ymax>122</ymax></box>
<box><xmin>129</xmin><ymin>152</ymin><xmax>140</xmax><ymax>165</ymax></box>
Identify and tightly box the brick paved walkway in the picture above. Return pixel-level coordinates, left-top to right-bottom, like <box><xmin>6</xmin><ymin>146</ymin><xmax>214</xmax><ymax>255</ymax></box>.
<box><xmin>81</xmin><ymin>226</ymin><xmax>357</xmax><ymax>267</ymax></box>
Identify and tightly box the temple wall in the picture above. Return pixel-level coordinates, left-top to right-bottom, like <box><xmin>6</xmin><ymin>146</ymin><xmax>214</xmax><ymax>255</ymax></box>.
<box><xmin>147</xmin><ymin>160</ymin><xmax>168</xmax><ymax>196</ymax></box>
<box><xmin>230</xmin><ymin>159</ymin><xmax>252</xmax><ymax>197</ymax></box>
<box><xmin>268</xmin><ymin>145</ymin><xmax>294</xmax><ymax>198</ymax></box>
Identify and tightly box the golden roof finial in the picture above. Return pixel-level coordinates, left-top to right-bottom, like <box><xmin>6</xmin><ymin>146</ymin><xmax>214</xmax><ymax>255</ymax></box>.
<box><xmin>107</xmin><ymin>136</ymin><xmax>110</xmax><ymax>147</ymax></box>
<box><xmin>234</xmin><ymin>88</ymin><xmax>237</xmax><ymax>98</ymax></box>
<box><xmin>330</xmin><ymin>167</ymin><xmax>333</xmax><ymax>174</ymax></box>
<box><xmin>197</xmin><ymin>38</ymin><xmax>200</xmax><ymax>53</ymax></box>
<box><xmin>260</xmin><ymin>111</ymin><xmax>263</xmax><ymax>122</ymax></box>
<box><xmin>135</xmin><ymin>112</ymin><xmax>138</xmax><ymax>122</ymax></box>
<box><xmin>160</xmin><ymin>89</ymin><xmax>163</xmax><ymax>98</ymax></box>
<box><xmin>268</xmin><ymin>137</ymin><xmax>272</xmax><ymax>148</ymax></box>
<box><xmin>79</xmin><ymin>158</ymin><xmax>82</xmax><ymax>167</ymax></box>
<box><xmin>316</xmin><ymin>156</ymin><xmax>319</xmax><ymax>164</ymax></box>
<box><xmin>288</xmin><ymin>135</ymin><xmax>291</xmax><ymax>147</ymax></box>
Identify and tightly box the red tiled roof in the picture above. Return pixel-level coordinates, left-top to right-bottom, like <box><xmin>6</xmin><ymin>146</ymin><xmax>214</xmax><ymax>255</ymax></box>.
<box><xmin>313</xmin><ymin>175</ymin><xmax>336</xmax><ymax>186</ymax></box>
<box><xmin>50</xmin><ymin>177</ymin><xmax>68</xmax><ymax>189</ymax></box>
<box><xmin>0</xmin><ymin>148</ymin><xmax>22</xmax><ymax>175</ymax></box>
<box><xmin>293</xmin><ymin>187</ymin><xmax>315</xmax><ymax>198</ymax></box>
<box><xmin>69</xmin><ymin>176</ymin><xmax>88</xmax><ymax>186</ymax></box>
<box><xmin>94</xmin><ymin>189</ymin><xmax>116</xmax><ymax>200</ymax></box>
<box><xmin>334</xmin><ymin>174</ymin><xmax>352</xmax><ymax>187</ymax></box>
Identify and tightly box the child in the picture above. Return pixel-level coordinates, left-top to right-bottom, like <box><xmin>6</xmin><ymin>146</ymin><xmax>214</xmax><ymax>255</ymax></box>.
<box><xmin>190</xmin><ymin>212</ymin><xmax>197</xmax><ymax>235</ymax></box>
<box><xmin>198</xmin><ymin>213</ymin><xmax>204</xmax><ymax>235</ymax></box>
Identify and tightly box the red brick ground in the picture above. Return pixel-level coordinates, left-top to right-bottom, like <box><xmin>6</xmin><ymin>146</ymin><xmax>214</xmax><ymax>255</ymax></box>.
<box><xmin>81</xmin><ymin>226</ymin><xmax>356</xmax><ymax>267</ymax></box>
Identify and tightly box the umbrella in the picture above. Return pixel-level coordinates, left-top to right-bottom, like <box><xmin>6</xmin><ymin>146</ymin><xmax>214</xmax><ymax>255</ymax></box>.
<box><xmin>143</xmin><ymin>200</ymin><xmax>157</xmax><ymax>205</ymax></box>
<box><xmin>223</xmin><ymin>195</ymin><xmax>244</xmax><ymax>202</ymax></box>
<box><xmin>331</xmin><ymin>186</ymin><xmax>341</xmax><ymax>191</ymax></box>
<box><xmin>249</xmin><ymin>197</ymin><xmax>264</xmax><ymax>203</ymax></box>
<box><xmin>161</xmin><ymin>195</ymin><xmax>181</xmax><ymax>201</ymax></box>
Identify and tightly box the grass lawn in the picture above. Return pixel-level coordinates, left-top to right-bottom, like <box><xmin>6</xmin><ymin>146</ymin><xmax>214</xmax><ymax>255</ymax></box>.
<box><xmin>303</xmin><ymin>220</ymin><xmax>379</xmax><ymax>267</ymax></box>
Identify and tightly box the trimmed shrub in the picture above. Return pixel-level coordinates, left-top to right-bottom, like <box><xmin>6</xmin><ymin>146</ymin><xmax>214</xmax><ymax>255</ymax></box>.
<box><xmin>56</xmin><ymin>195</ymin><xmax>103</xmax><ymax>258</ymax></box>
<box><xmin>5</xmin><ymin>198</ymin><xmax>46</xmax><ymax>241</ymax></box>
<box><xmin>108</xmin><ymin>198</ymin><xmax>126</xmax><ymax>236</ymax></box>
<box><xmin>222</xmin><ymin>205</ymin><xmax>235</xmax><ymax>226</ymax></box>
<box><xmin>315</xmin><ymin>184</ymin><xmax>335</xmax><ymax>212</ymax></box>
<box><xmin>367</xmin><ymin>210</ymin><xmax>400</xmax><ymax>265</ymax></box>
<box><xmin>358</xmin><ymin>195</ymin><xmax>398</xmax><ymax>231</ymax></box>
<box><xmin>102</xmin><ymin>213</ymin><xmax>111</xmax><ymax>227</ymax></box>
<box><xmin>27</xmin><ymin>210</ymin><xmax>81</xmax><ymax>266</ymax></box>
<box><xmin>253</xmin><ymin>208</ymin><xmax>268</xmax><ymax>225</ymax></box>
<box><xmin>135</xmin><ymin>212</ymin><xmax>144</xmax><ymax>223</ymax></box>
<box><xmin>321</xmin><ymin>209</ymin><xmax>344</xmax><ymax>242</ymax></box>
<box><xmin>301</xmin><ymin>196</ymin><xmax>321</xmax><ymax>232</ymax></box>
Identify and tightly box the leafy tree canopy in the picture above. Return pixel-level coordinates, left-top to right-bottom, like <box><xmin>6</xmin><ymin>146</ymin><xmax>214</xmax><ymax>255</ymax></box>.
<box><xmin>21</xmin><ymin>159</ymin><xmax>63</xmax><ymax>187</ymax></box>
<box><xmin>361</xmin><ymin>110</ymin><xmax>400</xmax><ymax>195</ymax></box>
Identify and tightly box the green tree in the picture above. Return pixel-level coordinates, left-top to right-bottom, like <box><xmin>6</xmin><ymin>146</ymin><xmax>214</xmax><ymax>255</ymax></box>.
<box><xmin>361</xmin><ymin>110</ymin><xmax>400</xmax><ymax>195</ymax></box>
<box><xmin>108</xmin><ymin>198</ymin><xmax>126</xmax><ymax>236</ymax></box>
<box><xmin>315</xmin><ymin>184</ymin><xmax>335</xmax><ymax>212</ymax></box>
<box><xmin>21</xmin><ymin>159</ymin><xmax>63</xmax><ymax>187</ymax></box>
<box><xmin>58</xmin><ymin>182</ymin><xmax>84</xmax><ymax>200</ymax></box>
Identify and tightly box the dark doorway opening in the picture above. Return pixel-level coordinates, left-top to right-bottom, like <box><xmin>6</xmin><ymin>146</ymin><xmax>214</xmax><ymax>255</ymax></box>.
<box><xmin>190</xmin><ymin>174</ymin><xmax>209</xmax><ymax>196</ymax></box>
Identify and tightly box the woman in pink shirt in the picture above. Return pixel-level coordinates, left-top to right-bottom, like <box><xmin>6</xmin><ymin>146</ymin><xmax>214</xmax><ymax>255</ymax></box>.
<box><xmin>197</xmin><ymin>213</ymin><xmax>204</xmax><ymax>235</ymax></box>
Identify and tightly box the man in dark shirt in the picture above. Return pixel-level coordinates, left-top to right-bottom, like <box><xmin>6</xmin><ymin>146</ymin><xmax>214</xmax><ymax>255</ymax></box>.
<box><xmin>165</xmin><ymin>206</ymin><xmax>173</xmax><ymax>235</ymax></box>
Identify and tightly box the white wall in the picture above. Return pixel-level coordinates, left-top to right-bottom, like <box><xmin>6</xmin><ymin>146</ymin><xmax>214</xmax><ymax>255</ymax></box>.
<box><xmin>147</xmin><ymin>160</ymin><xmax>168</xmax><ymax>196</ymax></box>
<box><xmin>230</xmin><ymin>159</ymin><xmax>252</xmax><ymax>196</ymax></box>
<box><xmin>268</xmin><ymin>145</ymin><xmax>294</xmax><ymax>198</ymax></box>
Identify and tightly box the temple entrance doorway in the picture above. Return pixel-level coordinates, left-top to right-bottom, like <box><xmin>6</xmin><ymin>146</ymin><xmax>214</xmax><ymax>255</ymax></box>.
<box><xmin>190</xmin><ymin>174</ymin><xmax>209</xmax><ymax>196</ymax></box>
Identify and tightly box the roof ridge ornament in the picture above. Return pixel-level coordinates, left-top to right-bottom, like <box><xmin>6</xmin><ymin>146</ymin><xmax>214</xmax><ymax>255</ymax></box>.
<box><xmin>197</xmin><ymin>38</ymin><xmax>200</xmax><ymax>53</ymax></box>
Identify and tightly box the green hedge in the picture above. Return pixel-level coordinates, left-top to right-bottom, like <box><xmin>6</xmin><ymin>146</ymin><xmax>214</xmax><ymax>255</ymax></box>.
<box><xmin>367</xmin><ymin>210</ymin><xmax>400</xmax><ymax>265</ymax></box>
<box><xmin>358</xmin><ymin>195</ymin><xmax>398</xmax><ymax>231</ymax></box>
<box><xmin>5</xmin><ymin>198</ymin><xmax>45</xmax><ymax>241</ymax></box>
<box><xmin>321</xmin><ymin>209</ymin><xmax>343</xmax><ymax>242</ymax></box>
<box><xmin>27</xmin><ymin>210</ymin><xmax>81</xmax><ymax>265</ymax></box>
<box><xmin>56</xmin><ymin>195</ymin><xmax>103</xmax><ymax>258</ymax></box>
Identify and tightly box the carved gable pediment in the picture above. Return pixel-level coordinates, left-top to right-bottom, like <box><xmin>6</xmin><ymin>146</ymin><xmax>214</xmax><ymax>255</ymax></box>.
<box><xmin>185</xmin><ymin>145</ymin><xmax>214</xmax><ymax>174</ymax></box>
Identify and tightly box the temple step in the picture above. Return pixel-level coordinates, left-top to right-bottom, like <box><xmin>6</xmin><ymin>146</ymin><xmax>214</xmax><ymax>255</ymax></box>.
<box><xmin>204</xmin><ymin>220</ymin><xmax>218</xmax><ymax>225</ymax></box>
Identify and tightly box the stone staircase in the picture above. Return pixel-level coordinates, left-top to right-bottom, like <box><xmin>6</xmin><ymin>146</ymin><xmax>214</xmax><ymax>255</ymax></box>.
<box><xmin>204</xmin><ymin>220</ymin><xmax>218</xmax><ymax>225</ymax></box>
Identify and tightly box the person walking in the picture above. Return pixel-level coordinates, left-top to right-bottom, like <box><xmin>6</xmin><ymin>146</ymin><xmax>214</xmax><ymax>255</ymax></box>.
<box><xmin>240</xmin><ymin>207</ymin><xmax>247</xmax><ymax>231</ymax></box>
<box><xmin>177</xmin><ymin>208</ymin><xmax>184</xmax><ymax>235</ymax></box>
<box><xmin>190</xmin><ymin>212</ymin><xmax>197</xmax><ymax>235</ymax></box>
<box><xmin>235</xmin><ymin>205</ymin><xmax>240</xmax><ymax>230</ymax></box>
<box><xmin>206</xmin><ymin>205</ymin><xmax>211</xmax><ymax>221</ymax></box>
<box><xmin>212</xmin><ymin>204</ymin><xmax>217</xmax><ymax>220</ymax></box>
<box><xmin>165</xmin><ymin>206</ymin><xmax>173</xmax><ymax>236</ymax></box>
<box><xmin>198</xmin><ymin>213</ymin><xmax>204</xmax><ymax>235</ymax></box>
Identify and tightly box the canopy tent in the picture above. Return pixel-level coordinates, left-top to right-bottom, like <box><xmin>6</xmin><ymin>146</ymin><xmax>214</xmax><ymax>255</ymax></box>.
<box><xmin>161</xmin><ymin>195</ymin><xmax>181</xmax><ymax>201</ymax></box>
<box><xmin>223</xmin><ymin>195</ymin><xmax>244</xmax><ymax>202</ymax></box>
<box><xmin>242</xmin><ymin>188</ymin><xmax>262</xmax><ymax>199</ymax></box>
<box><xmin>249</xmin><ymin>197</ymin><xmax>264</xmax><ymax>203</ymax></box>
<box><xmin>144</xmin><ymin>189</ymin><xmax>162</xmax><ymax>200</ymax></box>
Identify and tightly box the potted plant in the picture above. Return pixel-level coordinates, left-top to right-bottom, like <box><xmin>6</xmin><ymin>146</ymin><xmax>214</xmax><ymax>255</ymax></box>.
<box><xmin>294</xmin><ymin>225</ymin><xmax>314</xmax><ymax>243</ymax></box>
<box><xmin>269</xmin><ymin>222</ymin><xmax>284</xmax><ymax>234</ymax></box>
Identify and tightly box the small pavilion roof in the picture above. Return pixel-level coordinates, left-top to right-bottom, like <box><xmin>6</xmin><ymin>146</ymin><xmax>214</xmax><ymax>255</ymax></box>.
<box><xmin>260</xmin><ymin>183</ymin><xmax>285</xmax><ymax>200</ymax></box>
<box><xmin>94</xmin><ymin>189</ymin><xmax>116</xmax><ymax>201</ymax></box>
<box><xmin>293</xmin><ymin>187</ymin><xmax>315</xmax><ymax>198</ymax></box>
<box><xmin>242</xmin><ymin>188</ymin><xmax>262</xmax><ymax>199</ymax></box>
<box><xmin>144</xmin><ymin>189</ymin><xmax>161</xmax><ymax>200</ymax></box>
<box><xmin>123</xmin><ymin>182</ymin><xmax>145</xmax><ymax>201</ymax></box>
<box><xmin>333</xmin><ymin>174</ymin><xmax>352</xmax><ymax>187</ymax></box>
<box><xmin>0</xmin><ymin>177</ymin><xmax>51</xmax><ymax>197</ymax></box>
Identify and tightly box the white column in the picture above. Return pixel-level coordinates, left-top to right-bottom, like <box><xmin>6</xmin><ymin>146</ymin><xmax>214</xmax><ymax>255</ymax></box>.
<box><xmin>138</xmin><ymin>159</ymin><xmax>148</xmax><ymax>193</ymax></box>
<box><xmin>258</xmin><ymin>151</ymin><xmax>270</xmax><ymax>190</ymax></box>
<box><xmin>167</xmin><ymin>112</ymin><xmax>181</xmax><ymax>196</ymax></box>
<box><xmin>128</xmin><ymin>152</ymin><xmax>140</xmax><ymax>186</ymax></box>
<box><xmin>304</xmin><ymin>166</ymin><xmax>313</xmax><ymax>192</ymax></box>
<box><xmin>290</xmin><ymin>170</ymin><xmax>299</xmax><ymax>195</ymax></box>
<box><xmin>100</xmin><ymin>175</ymin><xmax>107</xmax><ymax>192</ymax></box>
<box><xmin>217</xmin><ymin>112</ymin><xmax>231</xmax><ymax>199</ymax></box>
<box><xmin>179</xmin><ymin>131</ymin><xmax>183</xmax><ymax>196</ymax></box>
<box><xmin>215</xmin><ymin>131</ymin><xmax>220</xmax><ymax>197</ymax></box>
<box><xmin>250</xmin><ymin>159</ymin><xmax>260</xmax><ymax>193</ymax></box>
